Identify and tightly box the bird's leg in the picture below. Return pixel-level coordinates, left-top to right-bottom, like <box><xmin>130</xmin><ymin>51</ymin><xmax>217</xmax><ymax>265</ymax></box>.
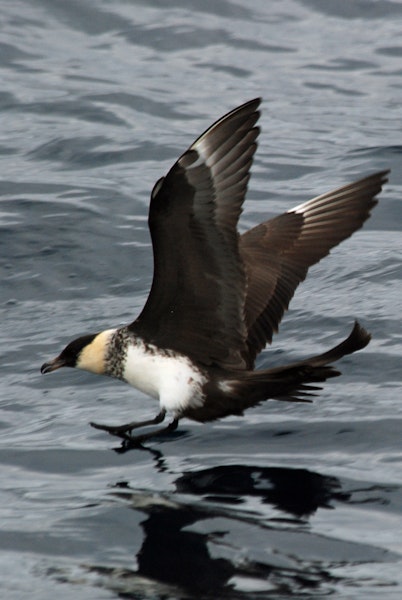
<box><xmin>123</xmin><ymin>417</ymin><xmax>179</xmax><ymax>447</ymax></box>
<box><xmin>90</xmin><ymin>409</ymin><xmax>166</xmax><ymax>440</ymax></box>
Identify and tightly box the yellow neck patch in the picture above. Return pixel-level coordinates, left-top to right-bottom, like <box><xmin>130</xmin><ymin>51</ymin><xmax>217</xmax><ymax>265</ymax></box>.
<box><xmin>76</xmin><ymin>329</ymin><xmax>116</xmax><ymax>375</ymax></box>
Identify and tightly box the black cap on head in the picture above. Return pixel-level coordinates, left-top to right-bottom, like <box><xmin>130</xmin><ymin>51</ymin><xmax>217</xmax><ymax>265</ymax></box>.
<box><xmin>59</xmin><ymin>334</ymin><xmax>98</xmax><ymax>367</ymax></box>
<box><xmin>41</xmin><ymin>333</ymin><xmax>97</xmax><ymax>374</ymax></box>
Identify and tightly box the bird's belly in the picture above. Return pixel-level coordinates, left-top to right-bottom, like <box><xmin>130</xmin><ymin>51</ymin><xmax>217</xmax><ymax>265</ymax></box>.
<box><xmin>122</xmin><ymin>344</ymin><xmax>207</xmax><ymax>414</ymax></box>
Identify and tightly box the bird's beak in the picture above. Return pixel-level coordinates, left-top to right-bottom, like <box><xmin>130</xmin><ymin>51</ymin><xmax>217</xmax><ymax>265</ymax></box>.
<box><xmin>40</xmin><ymin>356</ymin><xmax>66</xmax><ymax>374</ymax></box>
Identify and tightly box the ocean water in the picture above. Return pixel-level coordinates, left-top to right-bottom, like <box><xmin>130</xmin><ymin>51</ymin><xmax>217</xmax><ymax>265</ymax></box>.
<box><xmin>1</xmin><ymin>1</ymin><xmax>401</xmax><ymax>598</ymax></box>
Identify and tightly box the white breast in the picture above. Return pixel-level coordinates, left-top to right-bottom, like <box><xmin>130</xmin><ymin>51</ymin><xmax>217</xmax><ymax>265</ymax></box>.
<box><xmin>122</xmin><ymin>342</ymin><xmax>207</xmax><ymax>416</ymax></box>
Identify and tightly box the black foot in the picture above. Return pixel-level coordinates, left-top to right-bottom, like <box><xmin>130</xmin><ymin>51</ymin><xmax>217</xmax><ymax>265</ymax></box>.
<box><xmin>90</xmin><ymin>410</ymin><xmax>166</xmax><ymax>441</ymax></box>
<box><xmin>120</xmin><ymin>418</ymin><xmax>179</xmax><ymax>449</ymax></box>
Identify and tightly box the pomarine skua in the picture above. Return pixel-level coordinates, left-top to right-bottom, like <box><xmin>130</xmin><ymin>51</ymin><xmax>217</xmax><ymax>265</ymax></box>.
<box><xmin>41</xmin><ymin>98</ymin><xmax>389</xmax><ymax>445</ymax></box>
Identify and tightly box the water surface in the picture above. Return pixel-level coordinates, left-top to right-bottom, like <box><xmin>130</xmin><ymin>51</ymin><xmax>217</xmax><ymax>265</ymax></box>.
<box><xmin>1</xmin><ymin>1</ymin><xmax>401</xmax><ymax>598</ymax></box>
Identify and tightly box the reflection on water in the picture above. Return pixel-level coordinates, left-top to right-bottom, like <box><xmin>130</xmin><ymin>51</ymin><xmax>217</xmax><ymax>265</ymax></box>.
<box><xmin>54</xmin><ymin>464</ymin><xmax>391</xmax><ymax>599</ymax></box>
<box><xmin>175</xmin><ymin>465</ymin><xmax>349</xmax><ymax>517</ymax></box>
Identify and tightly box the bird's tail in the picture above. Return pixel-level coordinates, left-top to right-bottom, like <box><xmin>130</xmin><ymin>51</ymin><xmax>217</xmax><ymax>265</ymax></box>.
<box><xmin>186</xmin><ymin>322</ymin><xmax>370</xmax><ymax>422</ymax></box>
<box><xmin>236</xmin><ymin>321</ymin><xmax>370</xmax><ymax>405</ymax></box>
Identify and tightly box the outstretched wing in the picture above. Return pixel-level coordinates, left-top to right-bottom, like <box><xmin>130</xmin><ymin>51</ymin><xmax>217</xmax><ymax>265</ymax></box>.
<box><xmin>241</xmin><ymin>170</ymin><xmax>389</xmax><ymax>367</ymax></box>
<box><xmin>130</xmin><ymin>99</ymin><xmax>261</xmax><ymax>369</ymax></box>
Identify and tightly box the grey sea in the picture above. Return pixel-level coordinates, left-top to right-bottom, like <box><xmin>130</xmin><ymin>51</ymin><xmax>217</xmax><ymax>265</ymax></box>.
<box><xmin>1</xmin><ymin>1</ymin><xmax>401</xmax><ymax>598</ymax></box>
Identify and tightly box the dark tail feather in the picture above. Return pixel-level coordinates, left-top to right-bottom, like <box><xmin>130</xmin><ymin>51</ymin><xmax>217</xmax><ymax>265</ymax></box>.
<box><xmin>185</xmin><ymin>322</ymin><xmax>370</xmax><ymax>422</ymax></box>
<box><xmin>296</xmin><ymin>320</ymin><xmax>371</xmax><ymax>368</ymax></box>
<box><xmin>234</xmin><ymin>321</ymin><xmax>370</xmax><ymax>407</ymax></box>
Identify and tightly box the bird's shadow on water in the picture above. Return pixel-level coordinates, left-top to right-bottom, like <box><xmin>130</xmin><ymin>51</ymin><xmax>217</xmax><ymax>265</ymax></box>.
<box><xmin>111</xmin><ymin>428</ymin><xmax>188</xmax><ymax>472</ymax></box>
<box><xmin>71</xmin><ymin>457</ymin><xmax>385</xmax><ymax>599</ymax></box>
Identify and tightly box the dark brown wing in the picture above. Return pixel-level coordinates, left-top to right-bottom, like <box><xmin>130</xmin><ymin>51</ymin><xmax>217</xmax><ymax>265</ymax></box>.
<box><xmin>240</xmin><ymin>170</ymin><xmax>389</xmax><ymax>367</ymax></box>
<box><xmin>130</xmin><ymin>99</ymin><xmax>261</xmax><ymax>369</ymax></box>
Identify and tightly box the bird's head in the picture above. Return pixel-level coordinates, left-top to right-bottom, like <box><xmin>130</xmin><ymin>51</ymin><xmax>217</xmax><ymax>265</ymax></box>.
<box><xmin>41</xmin><ymin>329</ymin><xmax>115</xmax><ymax>376</ymax></box>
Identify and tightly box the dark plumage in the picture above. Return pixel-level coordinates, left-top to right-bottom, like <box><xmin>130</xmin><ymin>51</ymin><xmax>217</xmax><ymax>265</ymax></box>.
<box><xmin>41</xmin><ymin>98</ymin><xmax>389</xmax><ymax>445</ymax></box>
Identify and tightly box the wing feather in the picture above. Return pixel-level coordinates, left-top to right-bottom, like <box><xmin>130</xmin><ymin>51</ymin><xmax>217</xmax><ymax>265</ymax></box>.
<box><xmin>241</xmin><ymin>170</ymin><xmax>389</xmax><ymax>366</ymax></box>
<box><xmin>131</xmin><ymin>98</ymin><xmax>261</xmax><ymax>369</ymax></box>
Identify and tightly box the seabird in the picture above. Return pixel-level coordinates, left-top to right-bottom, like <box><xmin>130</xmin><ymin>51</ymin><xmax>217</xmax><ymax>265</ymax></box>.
<box><xmin>41</xmin><ymin>98</ymin><xmax>389</xmax><ymax>445</ymax></box>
